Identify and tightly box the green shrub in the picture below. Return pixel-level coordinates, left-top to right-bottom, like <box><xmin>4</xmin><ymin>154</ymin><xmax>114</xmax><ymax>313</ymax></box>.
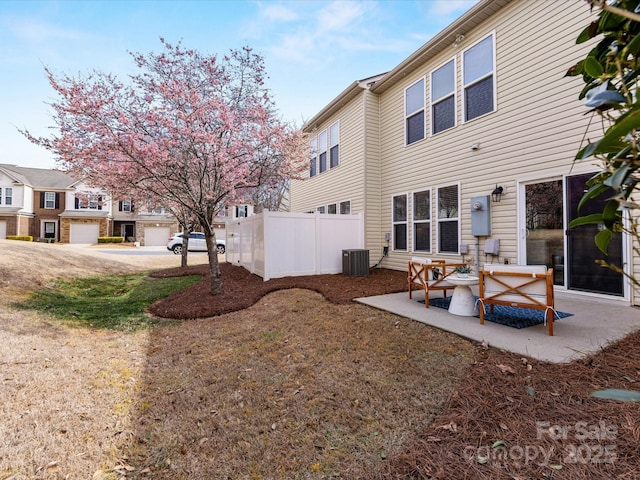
<box><xmin>97</xmin><ymin>236</ymin><xmax>125</xmax><ymax>244</ymax></box>
<box><xmin>6</xmin><ymin>235</ymin><xmax>33</xmax><ymax>242</ymax></box>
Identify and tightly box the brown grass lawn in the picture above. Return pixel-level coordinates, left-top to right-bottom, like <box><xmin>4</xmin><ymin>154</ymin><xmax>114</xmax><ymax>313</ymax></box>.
<box><xmin>0</xmin><ymin>240</ymin><xmax>474</xmax><ymax>479</ymax></box>
<box><xmin>2</xmin><ymin>239</ymin><xmax>639</xmax><ymax>480</ymax></box>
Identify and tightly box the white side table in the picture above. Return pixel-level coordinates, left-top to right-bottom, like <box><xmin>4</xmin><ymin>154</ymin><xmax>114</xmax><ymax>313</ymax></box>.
<box><xmin>446</xmin><ymin>275</ymin><xmax>479</xmax><ymax>316</ymax></box>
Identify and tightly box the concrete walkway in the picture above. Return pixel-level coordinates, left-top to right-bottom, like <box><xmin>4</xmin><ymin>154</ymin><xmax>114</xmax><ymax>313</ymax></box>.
<box><xmin>355</xmin><ymin>289</ymin><xmax>640</xmax><ymax>364</ymax></box>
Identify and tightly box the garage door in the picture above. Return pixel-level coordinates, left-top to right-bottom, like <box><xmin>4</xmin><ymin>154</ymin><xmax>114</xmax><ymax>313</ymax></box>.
<box><xmin>69</xmin><ymin>223</ymin><xmax>100</xmax><ymax>244</ymax></box>
<box><xmin>144</xmin><ymin>227</ymin><xmax>170</xmax><ymax>246</ymax></box>
<box><xmin>0</xmin><ymin>221</ymin><xmax>6</xmax><ymax>239</ymax></box>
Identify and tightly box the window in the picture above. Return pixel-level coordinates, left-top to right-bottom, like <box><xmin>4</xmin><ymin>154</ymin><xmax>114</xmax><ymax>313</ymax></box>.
<box><xmin>4</xmin><ymin>187</ymin><xmax>12</xmax><ymax>206</ymax></box>
<box><xmin>329</xmin><ymin>122</ymin><xmax>339</xmax><ymax>168</ymax></box>
<box><xmin>392</xmin><ymin>194</ymin><xmax>408</xmax><ymax>251</ymax></box>
<box><xmin>309</xmin><ymin>137</ymin><xmax>317</xmax><ymax>177</ymax></box>
<box><xmin>75</xmin><ymin>193</ymin><xmax>102</xmax><ymax>210</ymax></box>
<box><xmin>316</xmin><ymin>206</ymin><xmax>326</xmax><ymax>214</ymax></box>
<box><xmin>431</xmin><ymin>60</ymin><xmax>456</xmax><ymax>134</ymax></box>
<box><xmin>327</xmin><ymin>203</ymin><xmax>337</xmax><ymax>214</ymax></box>
<box><xmin>437</xmin><ymin>185</ymin><xmax>459</xmax><ymax>253</ymax></box>
<box><xmin>318</xmin><ymin>130</ymin><xmax>327</xmax><ymax>173</ymax></box>
<box><xmin>339</xmin><ymin>200</ymin><xmax>351</xmax><ymax>215</ymax></box>
<box><xmin>463</xmin><ymin>34</ymin><xmax>495</xmax><ymax>122</ymax></box>
<box><xmin>119</xmin><ymin>199</ymin><xmax>133</xmax><ymax>212</ymax></box>
<box><xmin>236</xmin><ymin>205</ymin><xmax>248</xmax><ymax>218</ymax></box>
<box><xmin>44</xmin><ymin>192</ymin><xmax>56</xmax><ymax>209</ymax></box>
<box><xmin>405</xmin><ymin>79</ymin><xmax>425</xmax><ymax>145</ymax></box>
<box><xmin>413</xmin><ymin>190</ymin><xmax>431</xmax><ymax>252</ymax></box>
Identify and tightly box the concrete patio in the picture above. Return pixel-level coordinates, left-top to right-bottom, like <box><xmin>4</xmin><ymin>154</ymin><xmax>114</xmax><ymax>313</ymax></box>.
<box><xmin>355</xmin><ymin>288</ymin><xmax>640</xmax><ymax>363</ymax></box>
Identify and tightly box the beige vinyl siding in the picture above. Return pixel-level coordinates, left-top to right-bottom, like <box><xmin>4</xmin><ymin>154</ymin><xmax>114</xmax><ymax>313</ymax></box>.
<box><xmin>377</xmin><ymin>0</ymin><xmax>596</xmax><ymax>272</ymax></box>
<box><xmin>363</xmin><ymin>89</ymin><xmax>383</xmax><ymax>260</ymax></box>
<box><xmin>290</xmin><ymin>92</ymin><xmax>366</xmax><ymax>214</ymax></box>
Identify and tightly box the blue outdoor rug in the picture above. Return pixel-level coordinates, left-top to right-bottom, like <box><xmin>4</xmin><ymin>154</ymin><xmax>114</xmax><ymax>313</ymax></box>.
<box><xmin>424</xmin><ymin>296</ymin><xmax>573</xmax><ymax>329</ymax></box>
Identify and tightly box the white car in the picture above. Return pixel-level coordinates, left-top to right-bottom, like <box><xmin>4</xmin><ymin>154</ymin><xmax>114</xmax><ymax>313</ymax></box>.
<box><xmin>167</xmin><ymin>232</ymin><xmax>226</xmax><ymax>255</ymax></box>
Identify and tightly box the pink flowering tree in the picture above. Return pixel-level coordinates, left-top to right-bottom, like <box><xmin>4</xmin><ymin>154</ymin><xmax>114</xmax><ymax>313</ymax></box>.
<box><xmin>22</xmin><ymin>40</ymin><xmax>307</xmax><ymax>294</ymax></box>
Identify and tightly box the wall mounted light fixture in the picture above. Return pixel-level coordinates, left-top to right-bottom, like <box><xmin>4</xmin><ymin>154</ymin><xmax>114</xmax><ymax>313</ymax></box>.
<box><xmin>491</xmin><ymin>185</ymin><xmax>504</xmax><ymax>203</ymax></box>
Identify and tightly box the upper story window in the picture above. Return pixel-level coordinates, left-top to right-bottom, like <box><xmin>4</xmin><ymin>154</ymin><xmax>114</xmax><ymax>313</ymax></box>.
<box><xmin>392</xmin><ymin>193</ymin><xmax>408</xmax><ymax>251</ymax></box>
<box><xmin>437</xmin><ymin>184</ymin><xmax>459</xmax><ymax>254</ymax></box>
<box><xmin>2</xmin><ymin>187</ymin><xmax>12</xmax><ymax>206</ymax></box>
<box><xmin>431</xmin><ymin>60</ymin><xmax>456</xmax><ymax>135</ymax></box>
<box><xmin>308</xmin><ymin>124</ymin><xmax>341</xmax><ymax>176</ymax></box>
<box><xmin>317</xmin><ymin>130</ymin><xmax>327</xmax><ymax>174</ymax></box>
<box><xmin>329</xmin><ymin>122</ymin><xmax>340</xmax><ymax>168</ymax></box>
<box><xmin>236</xmin><ymin>205</ymin><xmax>248</xmax><ymax>218</ymax></box>
<box><xmin>44</xmin><ymin>192</ymin><xmax>56</xmax><ymax>209</ymax></box>
<box><xmin>75</xmin><ymin>193</ymin><xmax>103</xmax><ymax>210</ymax></box>
<box><xmin>413</xmin><ymin>189</ymin><xmax>431</xmax><ymax>252</ymax></box>
<box><xmin>309</xmin><ymin>137</ymin><xmax>317</xmax><ymax>178</ymax></box>
<box><xmin>119</xmin><ymin>199</ymin><xmax>133</xmax><ymax>212</ymax></box>
<box><xmin>405</xmin><ymin>79</ymin><xmax>425</xmax><ymax>145</ymax></box>
<box><xmin>463</xmin><ymin>33</ymin><xmax>495</xmax><ymax>122</ymax></box>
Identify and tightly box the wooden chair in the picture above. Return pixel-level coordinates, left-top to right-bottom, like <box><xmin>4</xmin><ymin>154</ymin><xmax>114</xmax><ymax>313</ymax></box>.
<box><xmin>408</xmin><ymin>257</ymin><xmax>467</xmax><ymax>308</ymax></box>
<box><xmin>478</xmin><ymin>264</ymin><xmax>555</xmax><ymax>335</ymax></box>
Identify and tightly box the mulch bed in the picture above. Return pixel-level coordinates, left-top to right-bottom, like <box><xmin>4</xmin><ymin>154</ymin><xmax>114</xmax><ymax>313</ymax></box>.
<box><xmin>148</xmin><ymin>262</ymin><xmax>640</xmax><ymax>479</ymax></box>
<box><xmin>148</xmin><ymin>262</ymin><xmax>408</xmax><ymax>319</ymax></box>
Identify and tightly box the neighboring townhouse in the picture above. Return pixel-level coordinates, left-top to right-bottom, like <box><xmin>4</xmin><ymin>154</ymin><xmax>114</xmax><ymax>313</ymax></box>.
<box><xmin>58</xmin><ymin>180</ymin><xmax>112</xmax><ymax>243</ymax></box>
<box><xmin>0</xmin><ymin>163</ymin><xmax>75</xmax><ymax>241</ymax></box>
<box><xmin>290</xmin><ymin>0</ymin><xmax>638</xmax><ymax>304</ymax></box>
<box><xmin>0</xmin><ymin>163</ymin><xmax>256</xmax><ymax>245</ymax></box>
<box><xmin>111</xmin><ymin>198</ymin><xmax>179</xmax><ymax>246</ymax></box>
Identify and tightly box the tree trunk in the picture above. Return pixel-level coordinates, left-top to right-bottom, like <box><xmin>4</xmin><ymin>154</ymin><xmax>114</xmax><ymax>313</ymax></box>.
<box><xmin>205</xmin><ymin>232</ymin><xmax>223</xmax><ymax>295</ymax></box>
<box><xmin>181</xmin><ymin>231</ymin><xmax>189</xmax><ymax>268</ymax></box>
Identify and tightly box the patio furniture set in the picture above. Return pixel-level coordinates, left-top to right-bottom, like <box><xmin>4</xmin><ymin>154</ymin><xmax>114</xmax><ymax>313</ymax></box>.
<box><xmin>408</xmin><ymin>258</ymin><xmax>556</xmax><ymax>336</ymax></box>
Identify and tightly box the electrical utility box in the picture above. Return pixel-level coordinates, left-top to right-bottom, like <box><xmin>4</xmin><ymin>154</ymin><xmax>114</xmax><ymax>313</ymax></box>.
<box><xmin>342</xmin><ymin>249</ymin><xmax>369</xmax><ymax>276</ymax></box>
<box><xmin>470</xmin><ymin>195</ymin><xmax>491</xmax><ymax>236</ymax></box>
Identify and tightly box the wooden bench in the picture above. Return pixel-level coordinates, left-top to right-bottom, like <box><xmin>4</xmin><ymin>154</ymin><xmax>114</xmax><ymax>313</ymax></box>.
<box><xmin>408</xmin><ymin>257</ymin><xmax>466</xmax><ymax>308</ymax></box>
<box><xmin>478</xmin><ymin>264</ymin><xmax>555</xmax><ymax>335</ymax></box>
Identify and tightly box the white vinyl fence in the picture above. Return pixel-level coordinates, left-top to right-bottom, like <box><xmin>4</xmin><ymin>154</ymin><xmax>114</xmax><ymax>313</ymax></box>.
<box><xmin>226</xmin><ymin>211</ymin><xmax>365</xmax><ymax>281</ymax></box>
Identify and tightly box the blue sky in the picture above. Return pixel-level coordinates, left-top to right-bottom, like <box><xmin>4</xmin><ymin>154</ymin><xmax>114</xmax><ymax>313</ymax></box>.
<box><xmin>1</xmin><ymin>0</ymin><xmax>478</xmax><ymax>169</ymax></box>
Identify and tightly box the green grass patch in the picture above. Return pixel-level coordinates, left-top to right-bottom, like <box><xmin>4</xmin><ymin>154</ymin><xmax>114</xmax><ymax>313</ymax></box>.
<box><xmin>13</xmin><ymin>273</ymin><xmax>201</xmax><ymax>331</ymax></box>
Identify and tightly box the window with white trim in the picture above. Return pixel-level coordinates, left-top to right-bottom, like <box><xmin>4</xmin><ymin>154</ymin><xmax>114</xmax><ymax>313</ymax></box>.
<box><xmin>405</xmin><ymin>79</ymin><xmax>425</xmax><ymax>145</ymax></box>
<box><xmin>329</xmin><ymin>122</ymin><xmax>339</xmax><ymax>168</ymax></box>
<box><xmin>413</xmin><ymin>189</ymin><xmax>431</xmax><ymax>252</ymax></box>
<box><xmin>317</xmin><ymin>130</ymin><xmax>327</xmax><ymax>174</ymax></box>
<box><xmin>463</xmin><ymin>34</ymin><xmax>495</xmax><ymax>122</ymax></box>
<box><xmin>392</xmin><ymin>194</ymin><xmax>408</xmax><ymax>251</ymax></box>
<box><xmin>309</xmin><ymin>137</ymin><xmax>317</xmax><ymax>177</ymax></box>
<box><xmin>316</xmin><ymin>205</ymin><xmax>326</xmax><ymax>214</ymax></box>
<box><xmin>236</xmin><ymin>205</ymin><xmax>248</xmax><ymax>218</ymax></box>
<box><xmin>75</xmin><ymin>193</ymin><xmax>103</xmax><ymax>210</ymax></box>
<box><xmin>44</xmin><ymin>192</ymin><xmax>56</xmax><ymax>209</ymax></box>
<box><xmin>437</xmin><ymin>185</ymin><xmax>459</xmax><ymax>254</ymax></box>
<box><xmin>327</xmin><ymin>203</ymin><xmax>337</xmax><ymax>214</ymax></box>
<box><xmin>339</xmin><ymin>200</ymin><xmax>350</xmax><ymax>214</ymax></box>
<box><xmin>3</xmin><ymin>187</ymin><xmax>12</xmax><ymax>206</ymax></box>
<box><xmin>431</xmin><ymin>60</ymin><xmax>456</xmax><ymax>134</ymax></box>
<box><xmin>119</xmin><ymin>199</ymin><xmax>133</xmax><ymax>212</ymax></box>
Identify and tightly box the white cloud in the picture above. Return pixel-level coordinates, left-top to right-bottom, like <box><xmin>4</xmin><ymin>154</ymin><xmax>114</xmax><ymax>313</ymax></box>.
<box><xmin>261</xmin><ymin>3</ymin><xmax>299</xmax><ymax>22</ymax></box>
<box><xmin>3</xmin><ymin>16</ymin><xmax>85</xmax><ymax>44</ymax></box>
<box><xmin>317</xmin><ymin>1</ymin><xmax>366</xmax><ymax>31</ymax></box>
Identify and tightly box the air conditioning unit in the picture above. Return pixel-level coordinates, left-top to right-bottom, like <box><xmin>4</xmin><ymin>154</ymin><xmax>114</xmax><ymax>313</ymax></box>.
<box><xmin>342</xmin><ymin>249</ymin><xmax>369</xmax><ymax>277</ymax></box>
